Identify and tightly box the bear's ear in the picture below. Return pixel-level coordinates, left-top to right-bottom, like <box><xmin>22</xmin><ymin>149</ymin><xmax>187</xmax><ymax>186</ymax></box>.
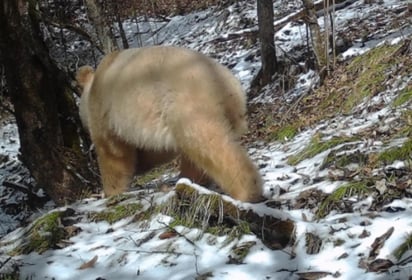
<box><xmin>75</xmin><ymin>65</ymin><xmax>95</xmax><ymax>92</ymax></box>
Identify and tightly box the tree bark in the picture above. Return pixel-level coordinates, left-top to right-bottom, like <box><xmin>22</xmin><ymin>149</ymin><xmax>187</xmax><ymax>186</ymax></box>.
<box><xmin>116</xmin><ymin>16</ymin><xmax>129</xmax><ymax>49</ymax></box>
<box><xmin>84</xmin><ymin>0</ymin><xmax>118</xmax><ymax>53</ymax></box>
<box><xmin>257</xmin><ymin>0</ymin><xmax>277</xmax><ymax>86</ymax></box>
<box><xmin>0</xmin><ymin>0</ymin><xmax>98</xmax><ymax>205</ymax></box>
<box><xmin>112</xmin><ymin>2</ymin><xmax>129</xmax><ymax>49</ymax></box>
<box><xmin>301</xmin><ymin>0</ymin><xmax>328</xmax><ymax>78</ymax></box>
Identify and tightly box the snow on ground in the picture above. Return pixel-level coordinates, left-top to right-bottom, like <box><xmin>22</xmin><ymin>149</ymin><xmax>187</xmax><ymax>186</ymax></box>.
<box><xmin>1</xmin><ymin>0</ymin><xmax>412</xmax><ymax>279</ymax></box>
<box><xmin>0</xmin><ymin>118</ymin><xmax>34</xmax><ymax>237</ymax></box>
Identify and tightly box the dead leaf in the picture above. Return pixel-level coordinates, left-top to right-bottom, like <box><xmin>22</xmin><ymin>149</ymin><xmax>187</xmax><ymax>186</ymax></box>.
<box><xmin>65</xmin><ymin>225</ymin><xmax>81</xmax><ymax>237</ymax></box>
<box><xmin>367</xmin><ymin>258</ymin><xmax>394</xmax><ymax>273</ymax></box>
<box><xmin>358</xmin><ymin>229</ymin><xmax>370</xmax><ymax>239</ymax></box>
<box><xmin>78</xmin><ymin>255</ymin><xmax>98</xmax><ymax>270</ymax></box>
<box><xmin>159</xmin><ymin>231</ymin><xmax>177</xmax><ymax>240</ymax></box>
<box><xmin>296</xmin><ymin>271</ymin><xmax>334</xmax><ymax>280</ymax></box>
<box><xmin>369</xmin><ymin>227</ymin><xmax>394</xmax><ymax>259</ymax></box>
<box><xmin>305</xmin><ymin>232</ymin><xmax>322</xmax><ymax>254</ymax></box>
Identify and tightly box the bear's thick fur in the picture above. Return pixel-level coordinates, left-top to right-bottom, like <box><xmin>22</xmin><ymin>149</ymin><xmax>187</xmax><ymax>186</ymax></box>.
<box><xmin>76</xmin><ymin>46</ymin><xmax>263</xmax><ymax>202</ymax></box>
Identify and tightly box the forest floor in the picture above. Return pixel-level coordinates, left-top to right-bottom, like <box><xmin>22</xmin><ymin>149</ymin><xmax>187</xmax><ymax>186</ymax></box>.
<box><xmin>1</xmin><ymin>0</ymin><xmax>412</xmax><ymax>279</ymax></box>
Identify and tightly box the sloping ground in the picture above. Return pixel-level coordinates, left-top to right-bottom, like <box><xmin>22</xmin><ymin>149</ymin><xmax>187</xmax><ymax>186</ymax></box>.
<box><xmin>1</xmin><ymin>0</ymin><xmax>412</xmax><ymax>279</ymax></box>
<box><xmin>0</xmin><ymin>116</ymin><xmax>46</xmax><ymax>238</ymax></box>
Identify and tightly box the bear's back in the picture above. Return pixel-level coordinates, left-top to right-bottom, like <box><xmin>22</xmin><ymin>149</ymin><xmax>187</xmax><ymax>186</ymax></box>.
<box><xmin>88</xmin><ymin>46</ymin><xmax>247</xmax><ymax>149</ymax></box>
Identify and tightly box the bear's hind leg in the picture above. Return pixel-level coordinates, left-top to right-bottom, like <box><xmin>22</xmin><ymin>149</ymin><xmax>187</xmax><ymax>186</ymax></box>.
<box><xmin>180</xmin><ymin>155</ymin><xmax>212</xmax><ymax>186</ymax></box>
<box><xmin>172</xmin><ymin>116</ymin><xmax>263</xmax><ymax>202</ymax></box>
<box><xmin>94</xmin><ymin>136</ymin><xmax>137</xmax><ymax>196</ymax></box>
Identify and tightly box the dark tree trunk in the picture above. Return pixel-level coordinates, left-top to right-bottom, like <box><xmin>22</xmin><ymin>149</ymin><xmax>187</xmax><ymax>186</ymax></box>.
<box><xmin>0</xmin><ymin>0</ymin><xmax>98</xmax><ymax>205</ymax></box>
<box><xmin>257</xmin><ymin>0</ymin><xmax>277</xmax><ymax>86</ymax></box>
<box><xmin>117</xmin><ymin>16</ymin><xmax>129</xmax><ymax>49</ymax></box>
<box><xmin>112</xmin><ymin>1</ymin><xmax>129</xmax><ymax>49</ymax></box>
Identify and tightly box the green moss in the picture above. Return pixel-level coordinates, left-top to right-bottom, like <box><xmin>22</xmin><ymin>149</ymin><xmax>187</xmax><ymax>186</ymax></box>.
<box><xmin>11</xmin><ymin>211</ymin><xmax>67</xmax><ymax>255</ymax></box>
<box><xmin>90</xmin><ymin>203</ymin><xmax>143</xmax><ymax>224</ymax></box>
<box><xmin>316</xmin><ymin>182</ymin><xmax>370</xmax><ymax>218</ymax></box>
<box><xmin>378</xmin><ymin>138</ymin><xmax>412</xmax><ymax>164</ymax></box>
<box><xmin>393</xmin><ymin>86</ymin><xmax>412</xmax><ymax>107</ymax></box>
<box><xmin>288</xmin><ymin>134</ymin><xmax>359</xmax><ymax>165</ymax></box>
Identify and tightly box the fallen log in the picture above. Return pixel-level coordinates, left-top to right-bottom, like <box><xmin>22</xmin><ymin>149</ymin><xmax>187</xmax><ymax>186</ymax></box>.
<box><xmin>170</xmin><ymin>182</ymin><xmax>295</xmax><ymax>250</ymax></box>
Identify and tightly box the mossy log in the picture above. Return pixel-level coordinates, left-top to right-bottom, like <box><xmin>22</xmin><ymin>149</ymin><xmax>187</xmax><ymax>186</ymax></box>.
<box><xmin>173</xmin><ymin>182</ymin><xmax>295</xmax><ymax>250</ymax></box>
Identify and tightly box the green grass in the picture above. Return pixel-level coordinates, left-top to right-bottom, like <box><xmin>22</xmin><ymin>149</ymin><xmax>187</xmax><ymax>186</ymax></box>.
<box><xmin>270</xmin><ymin>124</ymin><xmax>299</xmax><ymax>142</ymax></box>
<box><xmin>321</xmin><ymin>149</ymin><xmax>368</xmax><ymax>170</ymax></box>
<box><xmin>316</xmin><ymin>182</ymin><xmax>370</xmax><ymax>218</ymax></box>
<box><xmin>318</xmin><ymin>43</ymin><xmax>401</xmax><ymax>114</ymax></box>
<box><xmin>288</xmin><ymin>135</ymin><xmax>359</xmax><ymax>165</ymax></box>
<box><xmin>378</xmin><ymin>138</ymin><xmax>412</xmax><ymax>163</ymax></box>
<box><xmin>393</xmin><ymin>233</ymin><xmax>412</xmax><ymax>260</ymax></box>
<box><xmin>393</xmin><ymin>86</ymin><xmax>412</xmax><ymax>107</ymax></box>
<box><xmin>342</xmin><ymin>44</ymin><xmax>400</xmax><ymax>113</ymax></box>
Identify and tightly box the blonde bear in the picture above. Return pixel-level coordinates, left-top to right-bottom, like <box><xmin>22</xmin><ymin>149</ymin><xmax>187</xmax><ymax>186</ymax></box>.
<box><xmin>76</xmin><ymin>46</ymin><xmax>263</xmax><ymax>202</ymax></box>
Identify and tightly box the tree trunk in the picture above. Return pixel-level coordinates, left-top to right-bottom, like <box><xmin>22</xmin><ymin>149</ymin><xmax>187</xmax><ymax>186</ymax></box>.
<box><xmin>257</xmin><ymin>0</ymin><xmax>277</xmax><ymax>86</ymax></box>
<box><xmin>112</xmin><ymin>1</ymin><xmax>129</xmax><ymax>49</ymax></box>
<box><xmin>301</xmin><ymin>0</ymin><xmax>328</xmax><ymax>79</ymax></box>
<box><xmin>84</xmin><ymin>0</ymin><xmax>118</xmax><ymax>53</ymax></box>
<box><xmin>117</xmin><ymin>16</ymin><xmax>129</xmax><ymax>49</ymax></box>
<box><xmin>0</xmin><ymin>0</ymin><xmax>99</xmax><ymax>205</ymax></box>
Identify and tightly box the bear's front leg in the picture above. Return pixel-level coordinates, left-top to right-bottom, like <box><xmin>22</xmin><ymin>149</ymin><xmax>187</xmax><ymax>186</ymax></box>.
<box><xmin>94</xmin><ymin>136</ymin><xmax>137</xmax><ymax>196</ymax></box>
